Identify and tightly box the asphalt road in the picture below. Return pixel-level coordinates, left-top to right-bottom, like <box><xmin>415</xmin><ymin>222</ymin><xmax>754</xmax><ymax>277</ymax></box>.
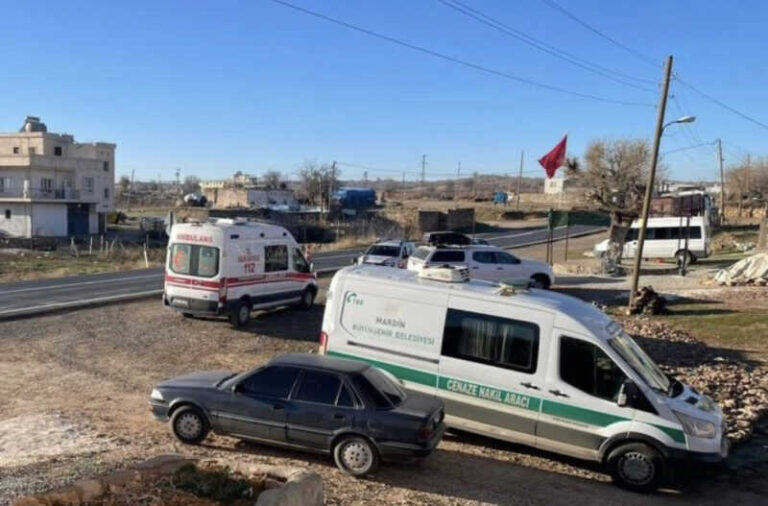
<box><xmin>0</xmin><ymin>224</ymin><xmax>603</xmax><ymax>319</ymax></box>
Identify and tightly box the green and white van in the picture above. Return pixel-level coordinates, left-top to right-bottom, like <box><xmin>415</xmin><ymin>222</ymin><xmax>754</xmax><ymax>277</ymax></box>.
<box><xmin>319</xmin><ymin>265</ymin><xmax>728</xmax><ymax>492</ymax></box>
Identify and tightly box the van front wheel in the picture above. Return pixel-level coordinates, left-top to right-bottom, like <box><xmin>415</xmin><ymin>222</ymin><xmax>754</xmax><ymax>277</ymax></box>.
<box><xmin>607</xmin><ymin>442</ymin><xmax>664</xmax><ymax>493</ymax></box>
<box><xmin>229</xmin><ymin>300</ymin><xmax>251</xmax><ymax>328</ymax></box>
<box><xmin>298</xmin><ymin>289</ymin><xmax>315</xmax><ymax>310</ymax></box>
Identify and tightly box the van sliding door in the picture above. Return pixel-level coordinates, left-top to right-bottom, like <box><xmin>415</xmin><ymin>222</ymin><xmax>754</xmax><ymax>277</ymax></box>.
<box><xmin>437</xmin><ymin>298</ymin><xmax>553</xmax><ymax>447</ymax></box>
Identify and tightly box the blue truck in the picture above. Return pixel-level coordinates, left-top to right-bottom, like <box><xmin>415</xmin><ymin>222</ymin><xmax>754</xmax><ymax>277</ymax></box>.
<box><xmin>332</xmin><ymin>187</ymin><xmax>377</xmax><ymax>210</ymax></box>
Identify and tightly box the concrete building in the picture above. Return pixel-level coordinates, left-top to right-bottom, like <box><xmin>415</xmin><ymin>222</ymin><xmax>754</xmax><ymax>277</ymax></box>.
<box><xmin>0</xmin><ymin>117</ymin><xmax>115</xmax><ymax>237</ymax></box>
<box><xmin>204</xmin><ymin>187</ymin><xmax>298</xmax><ymax>210</ymax></box>
<box><xmin>543</xmin><ymin>174</ymin><xmax>566</xmax><ymax>195</ymax></box>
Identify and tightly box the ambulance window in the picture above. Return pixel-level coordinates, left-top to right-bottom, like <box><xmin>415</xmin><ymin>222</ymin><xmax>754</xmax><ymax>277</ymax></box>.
<box><xmin>560</xmin><ymin>337</ymin><xmax>626</xmax><ymax>401</ymax></box>
<box><xmin>170</xmin><ymin>244</ymin><xmax>191</xmax><ymax>275</ymax></box>
<box><xmin>197</xmin><ymin>246</ymin><xmax>218</xmax><ymax>277</ymax></box>
<box><xmin>265</xmin><ymin>245</ymin><xmax>288</xmax><ymax>272</ymax></box>
<box><xmin>293</xmin><ymin>248</ymin><xmax>310</xmax><ymax>273</ymax></box>
<box><xmin>442</xmin><ymin>309</ymin><xmax>539</xmax><ymax>374</ymax></box>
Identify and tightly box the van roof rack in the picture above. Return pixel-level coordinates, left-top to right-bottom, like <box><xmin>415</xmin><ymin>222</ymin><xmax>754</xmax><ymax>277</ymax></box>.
<box><xmin>418</xmin><ymin>265</ymin><xmax>470</xmax><ymax>283</ymax></box>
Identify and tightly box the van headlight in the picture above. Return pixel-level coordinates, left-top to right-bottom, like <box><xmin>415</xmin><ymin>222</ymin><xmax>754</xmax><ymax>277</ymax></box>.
<box><xmin>673</xmin><ymin>410</ymin><xmax>716</xmax><ymax>438</ymax></box>
<box><xmin>150</xmin><ymin>389</ymin><xmax>165</xmax><ymax>402</ymax></box>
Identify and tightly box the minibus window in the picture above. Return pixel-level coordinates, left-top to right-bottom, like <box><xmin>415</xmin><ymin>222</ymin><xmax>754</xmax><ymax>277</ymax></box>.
<box><xmin>169</xmin><ymin>243</ymin><xmax>219</xmax><ymax>278</ymax></box>
<box><xmin>442</xmin><ymin>309</ymin><xmax>539</xmax><ymax>374</ymax></box>
<box><xmin>560</xmin><ymin>337</ymin><xmax>626</xmax><ymax>401</ymax></box>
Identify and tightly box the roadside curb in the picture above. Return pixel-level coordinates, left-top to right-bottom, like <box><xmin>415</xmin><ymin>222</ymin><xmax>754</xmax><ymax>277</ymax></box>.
<box><xmin>0</xmin><ymin>289</ymin><xmax>163</xmax><ymax>321</ymax></box>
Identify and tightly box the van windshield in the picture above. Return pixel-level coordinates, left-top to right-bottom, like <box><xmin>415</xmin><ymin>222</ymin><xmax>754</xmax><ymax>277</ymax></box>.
<box><xmin>169</xmin><ymin>243</ymin><xmax>219</xmax><ymax>278</ymax></box>
<box><xmin>608</xmin><ymin>332</ymin><xmax>671</xmax><ymax>394</ymax></box>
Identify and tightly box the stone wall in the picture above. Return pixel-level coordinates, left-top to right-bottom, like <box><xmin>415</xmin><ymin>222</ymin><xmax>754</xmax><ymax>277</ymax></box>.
<box><xmin>418</xmin><ymin>210</ymin><xmax>443</xmax><ymax>233</ymax></box>
<box><xmin>446</xmin><ymin>208</ymin><xmax>474</xmax><ymax>230</ymax></box>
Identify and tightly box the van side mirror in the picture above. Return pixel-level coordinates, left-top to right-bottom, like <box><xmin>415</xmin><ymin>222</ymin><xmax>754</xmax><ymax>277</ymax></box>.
<box><xmin>309</xmin><ymin>262</ymin><xmax>315</xmax><ymax>273</ymax></box>
<box><xmin>617</xmin><ymin>380</ymin><xmax>636</xmax><ymax>407</ymax></box>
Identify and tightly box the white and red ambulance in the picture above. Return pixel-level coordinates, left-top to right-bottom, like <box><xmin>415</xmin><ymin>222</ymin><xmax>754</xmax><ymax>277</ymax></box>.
<box><xmin>163</xmin><ymin>218</ymin><xmax>317</xmax><ymax>327</ymax></box>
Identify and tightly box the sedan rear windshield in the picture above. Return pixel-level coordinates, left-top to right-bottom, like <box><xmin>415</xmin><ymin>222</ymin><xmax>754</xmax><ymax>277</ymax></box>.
<box><xmin>351</xmin><ymin>368</ymin><xmax>406</xmax><ymax>408</ymax></box>
<box><xmin>169</xmin><ymin>243</ymin><xmax>219</xmax><ymax>278</ymax></box>
<box><xmin>366</xmin><ymin>245</ymin><xmax>400</xmax><ymax>257</ymax></box>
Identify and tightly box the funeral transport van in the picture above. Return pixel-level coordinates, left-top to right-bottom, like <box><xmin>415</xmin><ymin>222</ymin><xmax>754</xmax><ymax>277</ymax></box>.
<box><xmin>164</xmin><ymin>218</ymin><xmax>317</xmax><ymax>327</ymax></box>
<box><xmin>319</xmin><ymin>265</ymin><xmax>728</xmax><ymax>491</ymax></box>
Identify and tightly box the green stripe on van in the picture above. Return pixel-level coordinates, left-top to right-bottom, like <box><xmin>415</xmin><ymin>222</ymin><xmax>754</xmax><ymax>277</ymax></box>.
<box><xmin>328</xmin><ymin>350</ymin><xmax>438</xmax><ymax>387</ymax></box>
<box><xmin>327</xmin><ymin>350</ymin><xmax>686</xmax><ymax>444</ymax></box>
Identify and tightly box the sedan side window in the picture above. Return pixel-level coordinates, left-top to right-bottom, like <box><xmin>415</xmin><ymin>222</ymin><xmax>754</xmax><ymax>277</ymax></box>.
<box><xmin>293</xmin><ymin>370</ymin><xmax>342</xmax><ymax>405</ymax></box>
<box><xmin>560</xmin><ymin>337</ymin><xmax>626</xmax><ymax>401</ymax></box>
<box><xmin>239</xmin><ymin>366</ymin><xmax>299</xmax><ymax>399</ymax></box>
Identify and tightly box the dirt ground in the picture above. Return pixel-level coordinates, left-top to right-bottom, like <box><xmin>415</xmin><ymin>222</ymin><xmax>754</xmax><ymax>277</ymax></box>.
<box><xmin>1</xmin><ymin>272</ymin><xmax>767</xmax><ymax>505</ymax></box>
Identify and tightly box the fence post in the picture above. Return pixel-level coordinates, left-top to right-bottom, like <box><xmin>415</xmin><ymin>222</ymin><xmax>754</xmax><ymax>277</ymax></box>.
<box><xmin>89</xmin><ymin>236</ymin><xmax>93</xmax><ymax>256</ymax></box>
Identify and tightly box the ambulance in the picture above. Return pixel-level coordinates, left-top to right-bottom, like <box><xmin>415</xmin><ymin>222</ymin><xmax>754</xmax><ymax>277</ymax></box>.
<box><xmin>319</xmin><ymin>265</ymin><xmax>728</xmax><ymax>491</ymax></box>
<box><xmin>164</xmin><ymin>218</ymin><xmax>317</xmax><ymax>327</ymax></box>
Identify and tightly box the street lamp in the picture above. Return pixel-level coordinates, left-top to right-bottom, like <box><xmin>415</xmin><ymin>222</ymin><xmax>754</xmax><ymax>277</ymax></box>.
<box><xmin>628</xmin><ymin>55</ymin><xmax>698</xmax><ymax>311</ymax></box>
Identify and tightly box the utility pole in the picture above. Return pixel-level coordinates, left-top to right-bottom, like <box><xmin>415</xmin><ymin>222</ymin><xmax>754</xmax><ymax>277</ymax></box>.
<box><xmin>401</xmin><ymin>171</ymin><xmax>406</xmax><ymax>203</ymax></box>
<box><xmin>456</xmin><ymin>161</ymin><xmax>461</xmax><ymax>199</ymax></box>
<box><xmin>515</xmin><ymin>150</ymin><xmax>524</xmax><ymax>210</ymax></box>
<box><xmin>629</xmin><ymin>55</ymin><xmax>673</xmax><ymax>311</ymax></box>
<box><xmin>328</xmin><ymin>160</ymin><xmax>337</xmax><ymax>213</ymax></box>
<box><xmin>717</xmin><ymin>139</ymin><xmax>725</xmax><ymax>225</ymax></box>
<box><xmin>421</xmin><ymin>154</ymin><xmax>427</xmax><ymax>187</ymax></box>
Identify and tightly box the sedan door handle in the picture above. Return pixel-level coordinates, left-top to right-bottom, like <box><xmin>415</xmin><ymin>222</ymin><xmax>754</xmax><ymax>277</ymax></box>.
<box><xmin>549</xmin><ymin>389</ymin><xmax>569</xmax><ymax>398</ymax></box>
<box><xmin>520</xmin><ymin>382</ymin><xmax>540</xmax><ymax>390</ymax></box>
<box><xmin>496</xmin><ymin>267</ymin><xmax>504</xmax><ymax>270</ymax></box>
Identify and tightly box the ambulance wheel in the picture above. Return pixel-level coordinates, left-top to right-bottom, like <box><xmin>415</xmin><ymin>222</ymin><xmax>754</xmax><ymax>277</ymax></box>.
<box><xmin>299</xmin><ymin>288</ymin><xmax>315</xmax><ymax>310</ymax></box>
<box><xmin>607</xmin><ymin>442</ymin><xmax>664</xmax><ymax>493</ymax></box>
<box><xmin>229</xmin><ymin>300</ymin><xmax>251</xmax><ymax>327</ymax></box>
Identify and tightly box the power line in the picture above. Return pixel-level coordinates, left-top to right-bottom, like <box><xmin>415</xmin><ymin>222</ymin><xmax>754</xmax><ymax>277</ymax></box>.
<box><xmin>267</xmin><ymin>0</ymin><xmax>653</xmax><ymax>107</ymax></box>
<box><xmin>661</xmin><ymin>141</ymin><xmax>716</xmax><ymax>156</ymax></box>
<box><xmin>674</xmin><ymin>77</ymin><xmax>768</xmax><ymax>132</ymax></box>
<box><xmin>438</xmin><ymin>0</ymin><xmax>655</xmax><ymax>91</ymax></box>
<box><xmin>538</xmin><ymin>0</ymin><xmax>660</xmax><ymax>68</ymax></box>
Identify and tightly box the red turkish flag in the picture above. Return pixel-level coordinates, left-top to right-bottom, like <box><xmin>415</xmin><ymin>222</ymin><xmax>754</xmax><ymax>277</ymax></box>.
<box><xmin>538</xmin><ymin>135</ymin><xmax>567</xmax><ymax>179</ymax></box>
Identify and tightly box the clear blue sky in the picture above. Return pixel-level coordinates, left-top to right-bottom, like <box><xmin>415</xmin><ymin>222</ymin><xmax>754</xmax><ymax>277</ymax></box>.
<box><xmin>1</xmin><ymin>0</ymin><xmax>765</xmax><ymax>182</ymax></box>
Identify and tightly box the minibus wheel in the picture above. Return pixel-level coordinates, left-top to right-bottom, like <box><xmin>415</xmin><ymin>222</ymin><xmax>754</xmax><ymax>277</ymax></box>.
<box><xmin>675</xmin><ymin>250</ymin><xmax>694</xmax><ymax>266</ymax></box>
<box><xmin>229</xmin><ymin>300</ymin><xmax>251</xmax><ymax>327</ymax></box>
<box><xmin>607</xmin><ymin>442</ymin><xmax>664</xmax><ymax>493</ymax></box>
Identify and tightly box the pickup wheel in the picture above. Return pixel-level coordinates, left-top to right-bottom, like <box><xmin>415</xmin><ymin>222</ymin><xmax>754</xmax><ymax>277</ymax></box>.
<box><xmin>607</xmin><ymin>442</ymin><xmax>664</xmax><ymax>493</ymax></box>
<box><xmin>170</xmin><ymin>405</ymin><xmax>210</xmax><ymax>445</ymax></box>
<box><xmin>333</xmin><ymin>436</ymin><xmax>380</xmax><ymax>477</ymax></box>
<box><xmin>229</xmin><ymin>300</ymin><xmax>251</xmax><ymax>328</ymax></box>
<box><xmin>530</xmin><ymin>274</ymin><xmax>551</xmax><ymax>290</ymax></box>
<box><xmin>182</xmin><ymin>312</ymin><xmax>194</xmax><ymax>319</ymax></box>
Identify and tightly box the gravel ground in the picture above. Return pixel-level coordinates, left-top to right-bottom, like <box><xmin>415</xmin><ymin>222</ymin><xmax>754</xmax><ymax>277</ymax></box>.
<box><xmin>1</xmin><ymin>282</ymin><xmax>767</xmax><ymax>505</ymax></box>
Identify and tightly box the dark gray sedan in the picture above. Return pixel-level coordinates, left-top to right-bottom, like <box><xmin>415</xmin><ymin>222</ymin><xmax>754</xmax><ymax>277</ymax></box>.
<box><xmin>149</xmin><ymin>353</ymin><xmax>444</xmax><ymax>476</ymax></box>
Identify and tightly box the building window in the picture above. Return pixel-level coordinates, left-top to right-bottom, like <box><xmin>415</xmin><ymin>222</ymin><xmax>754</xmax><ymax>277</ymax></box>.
<box><xmin>4</xmin><ymin>210</ymin><xmax>10</xmax><ymax>220</ymax></box>
<box><xmin>104</xmin><ymin>187</ymin><xmax>110</xmax><ymax>199</ymax></box>
<box><xmin>28</xmin><ymin>147</ymin><xmax>36</xmax><ymax>155</ymax></box>
<box><xmin>83</xmin><ymin>177</ymin><xmax>95</xmax><ymax>193</ymax></box>
<box><xmin>54</xmin><ymin>146</ymin><xmax>62</xmax><ymax>156</ymax></box>
<box><xmin>40</xmin><ymin>178</ymin><xmax>54</xmax><ymax>192</ymax></box>
<box><xmin>12</xmin><ymin>147</ymin><xmax>19</xmax><ymax>154</ymax></box>
<box><xmin>103</xmin><ymin>161</ymin><xmax>109</xmax><ymax>171</ymax></box>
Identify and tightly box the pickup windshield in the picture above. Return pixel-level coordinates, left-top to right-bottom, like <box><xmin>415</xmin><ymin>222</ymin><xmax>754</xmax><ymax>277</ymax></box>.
<box><xmin>608</xmin><ymin>332</ymin><xmax>671</xmax><ymax>394</ymax></box>
<box><xmin>169</xmin><ymin>243</ymin><xmax>220</xmax><ymax>278</ymax></box>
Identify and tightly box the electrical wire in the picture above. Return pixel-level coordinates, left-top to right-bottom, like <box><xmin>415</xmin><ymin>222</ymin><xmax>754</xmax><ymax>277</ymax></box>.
<box><xmin>674</xmin><ymin>77</ymin><xmax>768</xmax><ymax>132</ymax></box>
<box><xmin>538</xmin><ymin>0</ymin><xmax>660</xmax><ymax>68</ymax></box>
<box><xmin>266</xmin><ymin>0</ymin><xmax>653</xmax><ymax>107</ymax></box>
<box><xmin>661</xmin><ymin>141</ymin><xmax>715</xmax><ymax>155</ymax></box>
<box><xmin>437</xmin><ymin>0</ymin><xmax>655</xmax><ymax>92</ymax></box>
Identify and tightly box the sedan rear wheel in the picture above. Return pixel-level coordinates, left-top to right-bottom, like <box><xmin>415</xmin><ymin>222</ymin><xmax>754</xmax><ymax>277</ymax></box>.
<box><xmin>530</xmin><ymin>274</ymin><xmax>551</xmax><ymax>289</ymax></box>
<box><xmin>333</xmin><ymin>436</ymin><xmax>380</xmax><ymax>476</ymax></box>
<box><xmin>171</xmin><ymin>405</ymin><xmax>210</xmax><ymax>445</ymax></box>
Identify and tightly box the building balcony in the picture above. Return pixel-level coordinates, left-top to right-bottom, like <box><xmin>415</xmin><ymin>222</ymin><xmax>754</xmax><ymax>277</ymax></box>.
<box><xmin>0</xmin><ymin>187</ymin><xmax>99</xmax><ymax>203</ymax></box>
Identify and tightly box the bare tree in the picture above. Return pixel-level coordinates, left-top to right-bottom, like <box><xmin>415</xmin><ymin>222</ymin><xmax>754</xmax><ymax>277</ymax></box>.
<box><xmin>299</xmin><ymin>162</ymin><xmax>339</xmax><ymax>207</ymax></box>
<box><xmin>119</xmin><ymin>175</ymin><xmax>130</xmax><ymax>194</ymax></box>
<box><xmin>262</xmin><ymin>170</ymin><xmax>282</xmax><ymax>190</ymax></box>
<box><xmin>182</xmin><ymin>175</ymin><xmax>201</xmax><ymax>194</ymax></box>
<box><xmin>571</xmin><ymin>139</ymin><xmax>654</xmax><ymax>263</ymax></box>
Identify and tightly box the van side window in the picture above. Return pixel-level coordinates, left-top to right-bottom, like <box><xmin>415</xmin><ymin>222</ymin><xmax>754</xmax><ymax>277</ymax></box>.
<box><xmin>293</xmin><ymin>248</ymin><xmax>310</xmax><ymax>273</ymax></box>
<box><xmin>431</xmin><ymin>250</ymin><xmax>465</xmax><ymax>263</ymax></box>
<box><xmin>265</xmin><ymin>245</ymin><xmax>288</xmax><ymax>272</ymax></box>
<box><xmin>560</xmin><ymin>336</ymin><xmax>626</xmax><ymax>401</ymax></box>
<box><xmin>442</xmin><ymin>309</ymin><xmax>539</xmax><ymax>374</ymax></box>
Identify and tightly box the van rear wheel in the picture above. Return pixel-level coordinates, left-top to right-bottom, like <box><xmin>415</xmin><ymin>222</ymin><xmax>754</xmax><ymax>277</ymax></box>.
<box><xmin>229</xmin><ymin>300</ymin><xmax>251</xmax><ymax>328</ymax></box>
<box><xmin>607</xmin><ymin>442</ymin><xmax>664</xmax><ymax>493</ymax></box>
<box><xmin>675</xmin><ymin>250</ymin><xmax>694</xmax><ymax>267</ymax></box>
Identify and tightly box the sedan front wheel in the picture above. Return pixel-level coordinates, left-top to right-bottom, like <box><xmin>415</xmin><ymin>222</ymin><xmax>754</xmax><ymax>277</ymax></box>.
<box><xmin>171</xmin><ymin>405</ymin><xmax>210</xmax><ymax>445</ymax></box>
